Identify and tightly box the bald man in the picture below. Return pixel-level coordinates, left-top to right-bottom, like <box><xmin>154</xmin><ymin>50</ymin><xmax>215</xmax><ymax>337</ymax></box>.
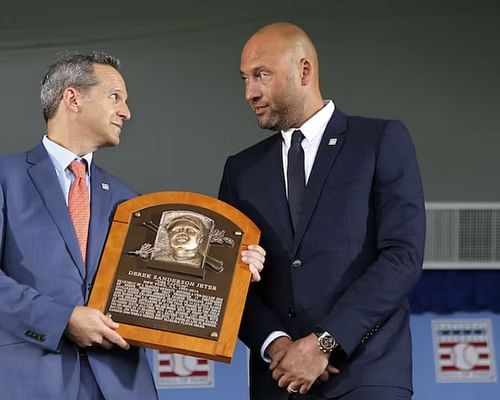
<box><xmin>219</xmin><ymin>23</ymin><xmax>425</xmax><ymax>400</ymax></box>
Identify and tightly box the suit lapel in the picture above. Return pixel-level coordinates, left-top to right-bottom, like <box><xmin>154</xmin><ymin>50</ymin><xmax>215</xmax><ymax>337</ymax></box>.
<box><xmin>26</xmin><ymin>144</ymin><xmax>86</xmax><ymax>279</ymax></box>
<box><xmin>292</xmin><ymin>109</ymin><xmax>348</xmax><ymax>254</ymax></box>
<box><xmin>262</xmin><ymin>135</ymin><xmax>294</xmax><ymax>249</ymax></box>
<box><xmin>86</xmin><ymin>165</ymin><xmax>113</xmax><ymax>281</ymax></box>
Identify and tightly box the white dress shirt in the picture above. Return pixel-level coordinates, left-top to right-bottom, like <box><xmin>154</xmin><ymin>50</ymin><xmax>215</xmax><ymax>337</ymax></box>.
<box><xmin>281</xmin><ymin>100</ymin><xmax>335</xmax><ymax>193</ymax></box>
<box><xmin>260</xmin><ymin>100</ymin><xmax>335</xmax><ymax>362</ymax></box>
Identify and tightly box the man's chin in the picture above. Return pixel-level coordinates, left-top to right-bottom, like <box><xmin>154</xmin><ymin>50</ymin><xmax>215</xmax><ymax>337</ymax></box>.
<box><xmin>106</xmin><ymin>135</ymin><xmax>121</xmax><ymax>147</ymax></box>
<box><xmin>257</xmin><ymin>117</ymin><xmax>278</xmax><ymax>131</ymax></box>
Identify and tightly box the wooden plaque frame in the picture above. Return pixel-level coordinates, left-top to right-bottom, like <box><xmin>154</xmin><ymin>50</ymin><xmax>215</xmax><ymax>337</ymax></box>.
<box><xmin>88</xmin><ymin>191</ymin><xmax>260</xmax><ymax>363</ymax></box>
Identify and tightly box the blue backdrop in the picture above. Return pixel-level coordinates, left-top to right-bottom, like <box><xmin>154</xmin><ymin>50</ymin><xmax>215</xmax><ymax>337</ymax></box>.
<box><xmin>147</xmin><ymin>270</ymin><xmax>500</xmax><ymax>399</ymax></box>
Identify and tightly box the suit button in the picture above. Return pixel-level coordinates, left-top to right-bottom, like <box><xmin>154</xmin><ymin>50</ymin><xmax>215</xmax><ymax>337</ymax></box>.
<box><xmin>292</xmin><ymin>259</ymin><xmax>302</xmax><ymax>268</ymax></box>
<box><xmin>288</xmin><ymin>308</ymin><xmax>296</xmax><ymax>318</ymax></box>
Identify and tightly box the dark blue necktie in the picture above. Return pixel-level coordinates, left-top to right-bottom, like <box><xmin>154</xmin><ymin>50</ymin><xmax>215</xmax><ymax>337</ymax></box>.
<box><xmin>287</xmin><ymin>130</ymin><xmax>305</xmax><ymax>233</ymax></box>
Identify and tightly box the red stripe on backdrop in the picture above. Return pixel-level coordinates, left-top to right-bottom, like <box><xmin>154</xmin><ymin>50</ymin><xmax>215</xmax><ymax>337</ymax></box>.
<box><xmin>439</xmin><ymin>342</ymin><xmax>487</xmax><ymax>348</ymax></box>
<box><xmin>160</xmin><ymin>371</ymin><xmax>208</xmax><ymax>378</ymax></box>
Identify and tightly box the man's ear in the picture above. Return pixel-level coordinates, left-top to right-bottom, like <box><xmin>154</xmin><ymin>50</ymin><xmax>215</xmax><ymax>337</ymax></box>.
<box><xmin>300</xmin><ymin>58</ymin><xmax>313</xmax><ymax>86</ymax></box>
<box><xmin>61</xmin><ymin>87</ymin><xmax>81</xmax><ymax>113</ymax></box>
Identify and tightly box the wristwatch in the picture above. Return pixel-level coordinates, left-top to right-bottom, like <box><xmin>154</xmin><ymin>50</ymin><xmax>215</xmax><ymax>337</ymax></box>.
<box><xmin>313</xmin><ymin>328</ymin><xmax>338</xmax><ymax>353</ymax></box>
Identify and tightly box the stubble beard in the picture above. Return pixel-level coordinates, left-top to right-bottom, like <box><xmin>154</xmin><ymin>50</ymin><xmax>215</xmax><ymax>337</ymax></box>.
<box><xmin>256</xmin><ymin>104</ymin><xmax>294</xmax><ymax>132</ymax></box>
<box><xmin>257</xmin><ymin>83</ymin><xmax>302</xmax><ymax>131</ymax></box>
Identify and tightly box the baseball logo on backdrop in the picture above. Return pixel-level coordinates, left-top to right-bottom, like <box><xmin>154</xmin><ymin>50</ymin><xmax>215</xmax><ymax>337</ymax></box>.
<box><xmin>432</xmin><ymin>319</ymin><xmax>496</xmax><ymax>382</ymax></box>
<box><xmin>154</xmin><ymin>351</ymin><xmax>214</xmax><ymax>388</ymax></box>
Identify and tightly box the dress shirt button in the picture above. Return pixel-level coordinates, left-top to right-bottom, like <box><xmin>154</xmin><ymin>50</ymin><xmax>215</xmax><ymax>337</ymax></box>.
<box><xmin>288</xmin><ymin>308</ymin><xmax>296</xmax><ymax>318</ymax></box>
<box><xmin>291</xmin><ymin>259</ymin><xmax>302</xmax><ymax>268</ymax></box>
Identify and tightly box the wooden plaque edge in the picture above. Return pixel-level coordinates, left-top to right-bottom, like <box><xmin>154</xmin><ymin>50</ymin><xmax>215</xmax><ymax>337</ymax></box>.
<box><xmin>88</xmin><ymin>191</ymin><xmax>260</xmax><ymax>363</ymax></box>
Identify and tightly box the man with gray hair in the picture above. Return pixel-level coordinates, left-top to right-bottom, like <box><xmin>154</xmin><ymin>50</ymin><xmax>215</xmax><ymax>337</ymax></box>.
<box><xmin>0</xmin><ymin>50</ymin><xmax>266</xmax><ymax>399</ymax></box>
<box><xmin>0</xmin><ymin>51</ymin><xmax>158</xmax><ymax>399</ymax></box>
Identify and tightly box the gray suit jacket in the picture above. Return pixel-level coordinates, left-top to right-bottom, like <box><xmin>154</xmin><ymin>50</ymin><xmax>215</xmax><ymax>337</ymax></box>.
<box><xmin>0</xmin><ymin>144</ymin><xmax>158</xmax><ymax>399</ymax></box>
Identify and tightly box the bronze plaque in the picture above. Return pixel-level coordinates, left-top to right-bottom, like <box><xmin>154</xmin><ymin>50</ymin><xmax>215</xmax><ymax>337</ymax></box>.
<box><xmin>88</xmin><ymin>192</ymin><xmax>260</xmax><ymax>363</ymax></box>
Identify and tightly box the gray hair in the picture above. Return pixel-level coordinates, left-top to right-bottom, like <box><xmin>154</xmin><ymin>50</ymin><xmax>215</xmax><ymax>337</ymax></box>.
<box><xmin>40</xmin><ymin>51</ymin><xmax>120</xmax><ymax>122</ymax></box>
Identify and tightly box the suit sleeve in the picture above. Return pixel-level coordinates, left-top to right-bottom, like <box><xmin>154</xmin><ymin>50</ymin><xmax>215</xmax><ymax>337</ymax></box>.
<box><xmin>0</xmin><ymin>184</ymin><xmax>74</xmax><ymax>352</ymax></box>
<box><xmin>319</xmin><ymin>120</ymin><xmax>426</xmax><ymax>356</ymax></box>
<box><xmin>219</xmin><ymin>156</ymin><xmax>288</xmax><ymax>353</ymax></box>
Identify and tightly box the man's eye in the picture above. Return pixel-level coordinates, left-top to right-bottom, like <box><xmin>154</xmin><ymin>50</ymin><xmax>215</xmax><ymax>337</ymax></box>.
<box><xmin>110</xmin><ymin>93</ymin><xmax>118</xmax><ymax>101</ymax></box>
<box><xmin>258</xmin><ymin>72</ymin><xmax>270</xmax><ymax>80</ymax></box>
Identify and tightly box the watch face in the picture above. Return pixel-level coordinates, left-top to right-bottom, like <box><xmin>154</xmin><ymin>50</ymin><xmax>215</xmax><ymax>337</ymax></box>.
<box><xmin>315</xmin><ymin>330</ymin><xmax>337</xmax><ymax>352</ymax></box>
<box><xmin>320</xmin><ymin>334</ymin><xmax>335</xmax><ymax>350</ymax></box>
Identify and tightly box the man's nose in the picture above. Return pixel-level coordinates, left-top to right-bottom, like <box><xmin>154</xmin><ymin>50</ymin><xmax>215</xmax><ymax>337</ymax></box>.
<box><xmin>245</xmin><ymin>81</ymin><xmax>261</xmax><ymax>103</ymax></box>
<box><xmin>119</xmin><ymin>102</ymin><xmax>131</xmax><ymax>121</ymax></box>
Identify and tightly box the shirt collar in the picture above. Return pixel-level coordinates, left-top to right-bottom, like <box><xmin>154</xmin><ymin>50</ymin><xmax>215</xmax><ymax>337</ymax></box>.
<box><xmin>42</xmin><ymin>135</ymin><xmax>93</xmax><ymax>175</ymax></box>
<box><xmin>281</xmin><ymin>100</ymin><xmax>335</xmax><ymax>146</ymax></box>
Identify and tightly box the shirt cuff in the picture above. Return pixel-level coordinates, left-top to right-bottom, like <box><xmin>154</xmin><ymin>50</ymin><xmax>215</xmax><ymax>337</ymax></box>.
<box><xmin>260</xmin><ymin>331</ymin><xmax>291</xmax><ymax>363</ymax></box>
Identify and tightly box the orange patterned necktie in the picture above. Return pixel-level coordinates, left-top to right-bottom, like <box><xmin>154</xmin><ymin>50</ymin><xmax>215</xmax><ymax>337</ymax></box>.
<box><xmin>68</xmin><ymin>159</ymin><xmax>90</xmax><ymax>264</ymax></box>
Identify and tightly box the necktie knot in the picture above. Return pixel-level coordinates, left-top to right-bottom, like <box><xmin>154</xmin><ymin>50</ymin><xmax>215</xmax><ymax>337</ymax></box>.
<box><xmin>291</xmin><ymin>130</ymin><xmax>304</xmax><ymax>146</ymax></box>
<box><xmin>69</xmin><ymin>159</ymin><xmax>87</xmax><ymax>180</ymax></box>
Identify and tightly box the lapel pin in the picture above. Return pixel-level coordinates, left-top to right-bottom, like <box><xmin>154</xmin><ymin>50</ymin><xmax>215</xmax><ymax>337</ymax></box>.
<box><xmin>328</xmin><ymin>138</ymin><xmax>338</xmax><ymax>146</ymax></box>
<box><xmin>101</xmin><ymin>183</ymin><xmax>110</xmax><ymax>191</ymax></box>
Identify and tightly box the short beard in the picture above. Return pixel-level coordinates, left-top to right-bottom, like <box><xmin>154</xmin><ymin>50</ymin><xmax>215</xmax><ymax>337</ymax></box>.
<box><xmin>257</xmin><ymin>107</ymin><xmax>293</xmax><ymax>132</ymax></box>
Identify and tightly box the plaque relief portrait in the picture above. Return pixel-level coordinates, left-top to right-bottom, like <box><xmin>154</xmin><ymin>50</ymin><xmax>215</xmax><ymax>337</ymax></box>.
<box><xmin>128</xmin><ymin>210</ymin><xmax>235</xmax><ymax>279</ymax></box>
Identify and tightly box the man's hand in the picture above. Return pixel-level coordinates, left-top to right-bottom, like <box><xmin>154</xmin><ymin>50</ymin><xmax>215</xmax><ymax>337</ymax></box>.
<box><xmin>65</xmin><ymin>306</ymin><xmax>130</xmax><ymax>350</ymax></box>
<box><xmin>270</xmin><ymin>333</ymin><xmax>339</xmax><ymax>394</ymax></box>
<box><xmin>317</xmin><ymin>364</ymin><xmax>341</xmax><ymax>383</ymax></box>
<box><xmin>241</xmin><ymin>244</ymin><xmax>266</xmax><ymax>282</ymax></box>
<box><xmin>267</xmin><ymin>336</ymin><xmax>293</xmax><ymax>363</ymax></box>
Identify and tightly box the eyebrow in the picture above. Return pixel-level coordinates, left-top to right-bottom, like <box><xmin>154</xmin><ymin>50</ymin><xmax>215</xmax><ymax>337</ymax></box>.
<box><xmin>240</xmin><ymin>65</ymin><xmax>268</xmax><ymax>76</ymax></box>
<box><xmin>108</xmin><ymin>87</ymin><xmax>127</xmax><ymax>96</ymax></box>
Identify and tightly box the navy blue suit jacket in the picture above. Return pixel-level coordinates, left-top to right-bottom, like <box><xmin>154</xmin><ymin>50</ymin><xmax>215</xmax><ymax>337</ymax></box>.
<box><xmin>0</xmin><ymin>144</ymin><xmax>157</xmax><ymax>399</ymax></box>
<box><xmin>219</xmin><ymin>109</ymin><xmax>426</xmax><ymax>399</ymax></box>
